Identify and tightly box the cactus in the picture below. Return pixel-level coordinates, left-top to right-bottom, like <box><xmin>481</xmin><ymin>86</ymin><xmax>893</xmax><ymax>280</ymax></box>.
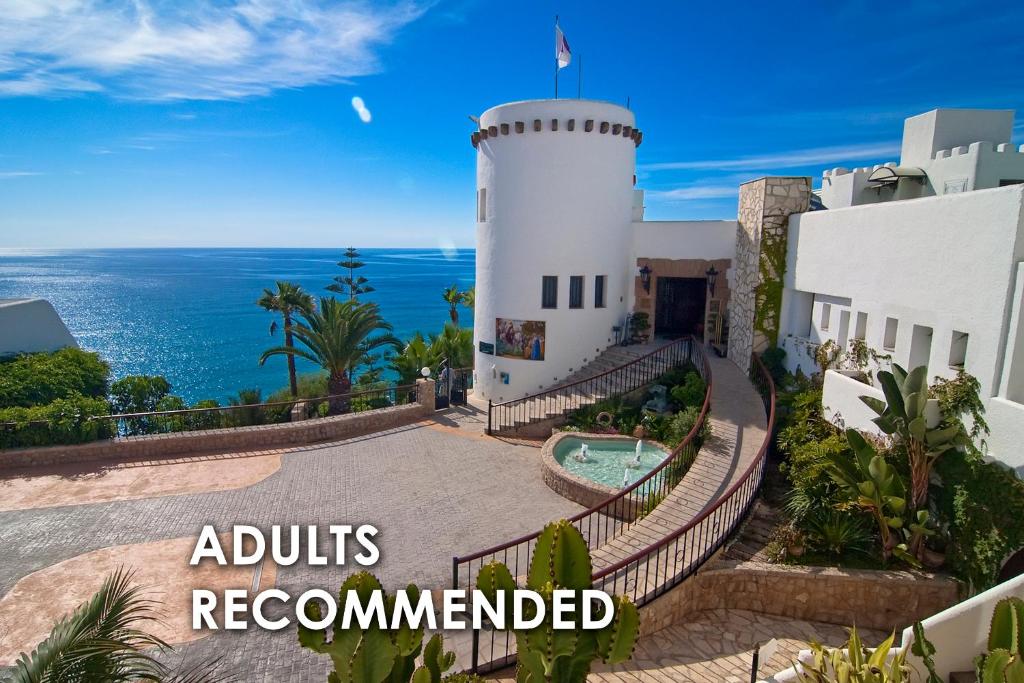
<box><xmin>977</xmin><ymin>597</ymin><xmax>1024</xmax><ymax>683</ymax></box>
<box><xmin>297</xmin><ymin>571</ymin><xmax>456</xmax><ymax>683</ymax></box>
<box><xmin>476</xmin><ymin>520</ymin><xmax>640</xmax><ymax>683</ymax></box>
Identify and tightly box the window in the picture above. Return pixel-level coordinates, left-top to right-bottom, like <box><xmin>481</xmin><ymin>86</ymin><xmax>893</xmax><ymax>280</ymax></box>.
<box><xmin>477</xmin><ymin>188</ymin><xmax>487</xmax><ymax>222</ymax></box>
<box><xmin>883</xmin><ymin>317</ymin><xmax>899</xmax><ymax>350</ymax></box>
<box><xmin>594</xmin><ymin>275</ymin><xmax>607</xmax><ymax>308</ymax></box>
<box><xmin>541</xmin><ymin>276</ymin><xmax>558</xmax><ymax>309</ymax></box>
<box><xmin>569</xmin><ymin>276</ymin><xmax>584</xmax><ymax>309</ymax></box>
<box><xmin>948</xmin><ymin>330</ymin><xmax>968</xmax><ymax>368</ymax></box>
<box><xmin>909</xmin><ymin>325</ymin><xmax>933</xmax><ymax>370</ymax></box>
<box><xmin>838</xmin><ymin>310</ymin><xmax>851</xmax><ymax>348</ymax></box>
<box><xmin>854</xmin><ymin>311</ymin><xmax>868</xmax><ymax>340</ymax></box>
<box><xmin>820</xmin><ymin>303</ymin><xmax>832</xmax><ymax>331</ymax></box>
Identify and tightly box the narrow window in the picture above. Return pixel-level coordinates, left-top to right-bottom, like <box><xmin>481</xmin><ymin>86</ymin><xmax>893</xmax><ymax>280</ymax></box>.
<box><xmin>854</xmin><ymin>311</ymin><xmax>868</xmax><ymax>340</ymax></box>
<box><xmin>883</xmin><ymin>317</ymin><xmax>899</xmax><ymax>350</ymax></box>
<box><xmin>541</xmin><ymin>276</ymin><xmax>558</xmax><ymax>309</ymax></box>
<box><xmin>948</xmin><ymin>330</ymin><xmax>968</xmax><ymax>368</ymax></box>
<box><xmin>477</xmin><ymin>188</ymin><xmax>487</xmax><ymax>222</ymax></box>
<box><xmin>838</xmin><ymin>310</ymin><xmax>851</xmax><ymax>348</ymax></box>
<box><xmin>909</xmin><ymin>325</ymin><xmax>933</xmax><ymax>370</ymax></box>
<box><xmin>569</xmin><ymin>276</ymin><xmax>584</xmax><ymax>309</ymax></box>
<box><xmin>820</xmin><ymin>303</ymin><xmax>832</xmax><ymax>332</ymax></box>
<box><xmin>594</xmin><ymin>275</ymin><xmax>607</xmax><ymax>308</ymax></box>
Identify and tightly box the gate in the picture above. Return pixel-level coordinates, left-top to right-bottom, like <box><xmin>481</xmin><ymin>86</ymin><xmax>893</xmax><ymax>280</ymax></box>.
<box><xmin>434</xmin><ymin>366</ymin><xmax>472</xmax><ymax>410</ymax></box>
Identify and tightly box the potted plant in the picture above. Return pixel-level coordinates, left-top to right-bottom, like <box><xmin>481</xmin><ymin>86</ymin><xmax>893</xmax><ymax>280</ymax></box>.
<box><xmin>631</xmin><ymin>312</ymin><xmax>651</xmax><ymax>344</ymax></box>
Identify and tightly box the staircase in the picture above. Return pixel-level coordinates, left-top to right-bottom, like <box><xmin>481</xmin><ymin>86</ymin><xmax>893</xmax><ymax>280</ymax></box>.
<box><xmin>486</xmin><ymin>337</ymin><xmax>695</xmax><ymax>436</ymax></box>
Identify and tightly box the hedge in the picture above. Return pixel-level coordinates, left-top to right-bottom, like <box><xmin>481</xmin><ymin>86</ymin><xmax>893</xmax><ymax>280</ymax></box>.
<box><xmin>0</xmin><ymin>348</ymin><xmax>110</xmax><ymax>408</ymax></box>
<box><xmin>0</xmin><ymin>394</ymin><xmax>112</xmax><ymax>449</ymax></box>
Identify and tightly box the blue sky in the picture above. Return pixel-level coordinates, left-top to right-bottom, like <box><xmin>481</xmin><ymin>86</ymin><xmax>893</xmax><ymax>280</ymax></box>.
<box><xmin>1</xmin><ymin>0</ymin><xmax>1022</xmax><ymax>248</ymax></box>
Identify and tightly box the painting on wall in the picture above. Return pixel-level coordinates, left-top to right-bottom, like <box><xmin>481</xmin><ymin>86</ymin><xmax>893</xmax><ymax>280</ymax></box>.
<box><xmin>495</xmin><ymin>318</ymin><xmax>546</xmax><ymax>361</ymax></box>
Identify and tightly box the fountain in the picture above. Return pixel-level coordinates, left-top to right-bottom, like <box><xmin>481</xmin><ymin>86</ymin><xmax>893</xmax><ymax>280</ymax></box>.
<box><xmin>622</xmin><ymin>470</ymin><xmax>630</xmax><ymax>488</ymax></box>
<box><xmin>573</xmin><ymin>442</ymin><xmax>590</xmax><ymax>463</ymax></box>
<box><xmin>625</xmin><ymin>439</ymin><xmax>643</xmax><ymax>468</ymax></box>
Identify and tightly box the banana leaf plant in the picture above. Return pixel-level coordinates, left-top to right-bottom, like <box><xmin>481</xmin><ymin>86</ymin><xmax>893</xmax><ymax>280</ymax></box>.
<box><xmin>859</xmin><ymin>365</ymin><xmax>960</xmax><ymax>514</ymax></box>
<box><xmin>827</xmin><ymin>430</ymin><xmax>918</xmax><ymax>566</ymax></box>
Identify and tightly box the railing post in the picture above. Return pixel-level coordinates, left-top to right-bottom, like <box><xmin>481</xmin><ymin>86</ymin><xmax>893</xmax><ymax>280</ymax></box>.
<box><xmin>452</xmin><ymin>556</ymin><xmax>459</xmax><ymax>589</ymax></box>
<box><xmin>486</xmin><ymin>400</ymin><xmax>492</xmax><ymax>435</ymax></box>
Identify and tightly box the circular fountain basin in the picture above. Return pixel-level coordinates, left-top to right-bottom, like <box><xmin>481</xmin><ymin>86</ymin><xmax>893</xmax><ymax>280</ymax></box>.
<box><xmin>541</xmin><ymin>432</ymin><xmax>671</xmax><ymax>512</ymax></box>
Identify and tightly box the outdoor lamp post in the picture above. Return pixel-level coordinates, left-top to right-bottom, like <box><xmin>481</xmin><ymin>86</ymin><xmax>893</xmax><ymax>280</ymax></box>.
<box><xmin>638</xmin><ymin>264</ymin><xmax>652</xmax><ymax>293</ymax></box>
<box><xmin>705</xmin><ymin>265</ymin><xmax>719</xmax><ymax>297</ymax></box>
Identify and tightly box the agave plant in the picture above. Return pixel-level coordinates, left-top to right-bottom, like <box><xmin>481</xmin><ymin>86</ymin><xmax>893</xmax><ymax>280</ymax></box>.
<box><xmin>5</xmin><ymin>567</ymin><xmax>230</xmax><ymax>683</ymax></box>
<box><xmin>859</xmin><ymin>365</ymin><xmax>960</xmax><ymax>512</ymax></box>
<box><xmin>795</xmin><ymin>627</ymin><xmax>910</xmax><ymax>682</ymax></box>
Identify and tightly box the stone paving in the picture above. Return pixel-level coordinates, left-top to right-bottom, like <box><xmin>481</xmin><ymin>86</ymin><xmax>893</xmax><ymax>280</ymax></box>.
<box><xmin>0</xmin><ymin>414</ymin><xmax>582</xmax><ymax>680</ymax></box>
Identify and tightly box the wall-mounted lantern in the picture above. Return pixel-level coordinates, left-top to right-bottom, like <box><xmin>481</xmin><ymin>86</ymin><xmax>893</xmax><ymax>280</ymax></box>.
<box><xmin>705</xmin><ymin>265</ymin><xmax>719</xmax><ymax>297</ymax></box>
<box><xmin>638</xmin><ymin>264</ymin><xmax>653</xmax><ymax>293</ymax></box>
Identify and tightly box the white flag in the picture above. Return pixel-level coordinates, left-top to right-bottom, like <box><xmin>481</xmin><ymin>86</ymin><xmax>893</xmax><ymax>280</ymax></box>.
<box><xmin>555</xmin><ymin>24</ymin><xmax>571</xmax><ymax>69</ymax></box>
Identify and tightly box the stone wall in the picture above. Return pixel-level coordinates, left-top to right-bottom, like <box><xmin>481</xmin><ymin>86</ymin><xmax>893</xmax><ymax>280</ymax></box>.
<box><xmin>728</xmin><ymin>177</ymin><xmax>811</xmax><ymax>373</ymax></box>
<box><xmin>640</xmin><ymin>558</ymin><xmax>959</xmax><ymax>636</ymax></box>
<box><xmin>0</xmin><ymin>379</ymin><xmax>436</xmax><ymax>470</ymax></box>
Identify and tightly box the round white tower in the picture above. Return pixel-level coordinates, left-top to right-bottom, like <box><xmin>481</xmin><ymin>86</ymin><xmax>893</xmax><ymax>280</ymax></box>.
<box><xmin>472</xmin><ymin>99</ymin><xmax>640</xmax><ymax>402</ymax></box>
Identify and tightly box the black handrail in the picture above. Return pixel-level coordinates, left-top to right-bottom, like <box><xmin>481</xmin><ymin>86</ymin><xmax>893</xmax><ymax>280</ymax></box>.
<box><xmin>487</xmin><ymin>337</ymin><xmax>692</xmax><ymax>436</ymax></box>
<box><xmin>458</xmin><ymin>353</ymin><xmax>776</xmax><ymax>674</ymax></box>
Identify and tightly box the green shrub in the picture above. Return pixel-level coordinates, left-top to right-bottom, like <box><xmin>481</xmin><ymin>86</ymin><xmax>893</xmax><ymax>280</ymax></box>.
<box><xmin>662</xmin><ymin>405</ymin><xmax>709</xmax><ymax>448</ymax></box>
<box><xmin>0</xmin><ymin>394</ymin><xmax>112</xmax><ymax>448</ymax></box>
<box><xmin>669</xmin><ymin>371</ymin><xmax>706</xmax><ymax>408</ymax></box>
<box><xmin>188</xmin><ymin>399</ymin><xmax>224</xmax><ymax>431</ymax></box>
<box><xmin>935</xmin><ymin>451</ymin><xmax>1024</xmax><ymax>592</ymax></box>
<box><xmin>109</xmin><ymin>375</ymin><xmax>171</xmax><ymax>414</ymax></box>
<box><xmin>0</xmin><ymin>348</ymin><xmax>110</xmax><ymax>408</ymax></box>
<box><xmin>760</xmin><ymin>346</ymin><xmax>787</xmax><ymax>385</ymax></box>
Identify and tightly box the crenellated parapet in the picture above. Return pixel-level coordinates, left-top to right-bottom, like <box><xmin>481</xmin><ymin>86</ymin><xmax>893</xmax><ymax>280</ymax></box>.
<box><xmin>471</xmin><ymin>117</ymin><xmax>643</xmax><ymax>148</ymax></box>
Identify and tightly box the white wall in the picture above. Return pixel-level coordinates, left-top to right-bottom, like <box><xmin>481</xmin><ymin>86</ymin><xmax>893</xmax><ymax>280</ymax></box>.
<box><xmin>631</xmin><ymin>220</ymin><xmax>736</xmax><ymax>261</ymax></box>
<box><xmin>822</xmin><ymin>370</ymin><xmax>940</xmax><ymax>435</ymax></box>
<box><xmin>779</xmin><ymin>184</ymin><xmax>1024</xmax><ymax>467</ymax></box>
<box><xmin>473</xmin><ymin>99</ymin><xmax>636</xmax><ymax>401</ymax></box>
<box><xmin>0</xmin><ymin>298</ymin><xmax>78</xmax><ymax>355</ymax></box>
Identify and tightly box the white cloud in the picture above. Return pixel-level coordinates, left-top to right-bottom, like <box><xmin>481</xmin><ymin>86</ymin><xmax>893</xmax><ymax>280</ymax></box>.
<box><xmin>646</xmin><ymin>184</ymin><xmax>739</xmax><ymax>201</ymax></box>
<box><xmin>641</xmin><ymin>141</ymin><xmax>900</xmax><ymax>172</ymax></box>
<box><xmin>0</xmin><ymin>1</ymin><xmax>427</xmax><ymax>100</ymax></box>
<box><xmin>0</xmin><ymin>171</ymin><xmax>42</xmax><ymax>178</ymax></box>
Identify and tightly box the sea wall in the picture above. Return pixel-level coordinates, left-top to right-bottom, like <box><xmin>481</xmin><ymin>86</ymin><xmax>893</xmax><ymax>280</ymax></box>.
<box><xmin>0</xmin><ymin>379</ymin><xmax>435</xmax><ymax>470</ymax></box>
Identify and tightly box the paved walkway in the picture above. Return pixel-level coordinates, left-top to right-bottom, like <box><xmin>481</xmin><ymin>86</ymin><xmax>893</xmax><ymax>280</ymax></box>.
<box><xmin>0</xmin><ymin>416</ymin><xmax>582</xmax><ymax>678</ymax></box>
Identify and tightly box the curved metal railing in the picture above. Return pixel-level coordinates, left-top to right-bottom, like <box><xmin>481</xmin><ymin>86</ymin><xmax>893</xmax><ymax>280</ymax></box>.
<box><xmin>458</xmin><ymin>352</ymin><xmax>775</xmax><ymax>673</ymax></box>
<box><xmin>487</xmin><ymin>337</ymin><xmax>695</xmax><ymax>435</ymax></box>
<box><xmin>453</xmin><ymin>339</ymin><xmax>711</xmax><ymax>584</ymax></box>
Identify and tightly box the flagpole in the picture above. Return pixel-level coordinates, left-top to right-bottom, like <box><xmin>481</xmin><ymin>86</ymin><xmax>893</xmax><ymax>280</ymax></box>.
<box><xmin>554</xmin><ymin>15</ymin><xmax>559</xmax><ymax>98</ymax></box>
<box><xmin>577</xmin><ymin>54</ymin><xmax>582</xmax><ymax>99</ymax></box>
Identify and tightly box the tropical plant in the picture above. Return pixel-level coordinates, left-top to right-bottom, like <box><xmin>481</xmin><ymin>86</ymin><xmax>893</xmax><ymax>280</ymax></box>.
<box><xmin>442</xmin><ymin>285</ymin><xmax>464</xmax><ymax>327</ymax></box>
<box><xmin>258</xmin><ymin>280</ymin><xmax>315</xmax><ymax>397</ymax></box>
<box><xmin>794</xmin><ymin>627</ymin><xmax>910</xmax><ymax>682</ymax></box>
<box><xmin>910</xmin><ymin>621</ymin><xmax>942</xmax><ymax>683</ymax></box>
<box><xmin>0</xmin><ymin>347</ymin><xmax>110</xmax><ymax>408</ymax></box>
<box><xmin>259</xmin><ymin>297</ymin><xmax>399</xmax><ymax>415</ymax></box>
<box><xmin>475</xmin><ymin>520</ymin><xmax>640</xmax><ymax>683</ymax></box>
<box><xmin>461</xmin><ymin>286</ymin><xmax>475</xmax><ymax>311</ymax></box>
<box><xmin>429</xmin><ymin>324</ymin><xmax>473</xmax><ymax>370</ymax></box>
<box><xmin>827</xmin><ymin>430</ymin><xmax>914</xmax><ymax>565</ymax></box>
<box><xmin>227</xmin><ymin>388</ymin><xmax>264</xmax><ymax>427</ymax></box>
<box><xmin>3</xmin><ymin>567</ymin><xmax>229</xmax><ymax>683</ymax></box>
<box><xmin>327</xmin><ymin>247</ymin><xmax>375</xmax><ymax>300</ymax></box>
<box><xmin>391</xmin><ymin>333</ymin><xmax>441</xmax><ymax>385</ymax></box>
<box><xmin>976</xmin><ymin>597</ymin><xmax>1024</xmax><ymax>682</ymax></box>
<box><xmin>297</xmin><ymin>572</ymin><xmax>456</xmax><ymax>683</ymax></box>
<box><xmin>803</xmin><ymin>510</ymin><xmax>873</xmax><ymax>559</ymax></box>
<box><xmin>859</xmin><ymin>365</ymin><xmax>960</xmax><ymax>514</ymax></box>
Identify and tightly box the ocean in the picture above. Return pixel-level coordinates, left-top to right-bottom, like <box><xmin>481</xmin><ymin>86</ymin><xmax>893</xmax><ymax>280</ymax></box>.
<box><xmin>0</xmin><ymin>248</ymin><xmax>475</xmax><ymax>403</ymax></box>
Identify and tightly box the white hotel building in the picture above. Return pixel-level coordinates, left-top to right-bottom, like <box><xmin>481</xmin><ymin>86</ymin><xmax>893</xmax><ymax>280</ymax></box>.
<box><xmin>471</xmin><ymin>101</ymin><xmax>1024</xmax><ymax>471</ymax></box>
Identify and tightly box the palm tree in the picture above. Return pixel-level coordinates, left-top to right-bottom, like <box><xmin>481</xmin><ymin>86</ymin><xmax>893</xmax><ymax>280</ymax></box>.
<box><xmin>430</xmin><ymin>323</ymin><xmax>473</xmax><ymax>369</ymax></box>
<box><xmin>259</xmin><ymin>297</ymin><xmax>399</xmax><ymax>414</ymax></box>
<box><xmin>461</xmin><ymin>286</ymin><xmax>475</xmax><ymax>311</ymax></box>
<box><xmin>442</xmin><ymin>284</ymin><xmax>464</xmax><ymax>327</ymax></box>
<box><xmin>257</xmin><ymin>281</ymin><xmax>315</xmax><ymax>397</ymax></box>
<box><xmin>6</xmin><ymin>567</ymin><xmax>229</xmax><ymax>682</ymax></box>
<box><xmin>391</xmin><ymin>332</ymin><xmax>442</xmax><ymax>385</ymax></box>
